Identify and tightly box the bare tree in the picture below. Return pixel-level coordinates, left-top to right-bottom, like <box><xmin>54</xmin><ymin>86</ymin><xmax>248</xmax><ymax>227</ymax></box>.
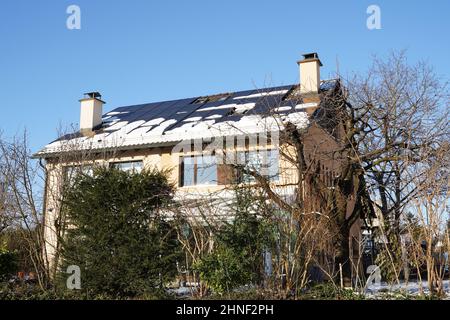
<box><xmin>0</xmin><ymin>126</ymin><xmax>122</xmax><ymax>289</ymax></box>
<box><xmin>404</xmin><ymin>143</ymin><xmax>449</xmax><ymax>296</ymax></box>
<box><xmin>0</xmin><ymin>131</ymin><xmax>50</xmax><ymax>289</ymax></box>
<box><xmin>172</xmin><ymin>192</ymin><xmax>225</xmax><ymax>297</ymax></box>
<box><xmin>216</xmin><ymin>51</ymin><xmax>449</xmax><ymax>290</ymax></box>
<box><xmin>342</xmin><ymin>51</ymin><xmax>449</xmax><ymax>284</ymax></box>
<box><xmin>351</xmin><ymin>51</ymin><xmax>449</xmax><ymax>232</ymax></box>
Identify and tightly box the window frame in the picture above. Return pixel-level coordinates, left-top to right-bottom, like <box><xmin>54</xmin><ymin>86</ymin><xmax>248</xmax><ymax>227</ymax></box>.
<box><xmin>63</xmin><ymin>164</ymin><xmax>95</xmax><ymax>186</ymax></box>
<box><xmin>236</xmin><ymin>149</ymin><xmax>280</xmax><ymax>183</ymax></box>
<box><xmin>179</xmin><ymin>154</ymin><xmax>218</xmax><ymax>187</ymax></box>
<box><xmin>110</xmin><ymin>160</ymin><xmax>144</xmax><ymax>173</ymax></box>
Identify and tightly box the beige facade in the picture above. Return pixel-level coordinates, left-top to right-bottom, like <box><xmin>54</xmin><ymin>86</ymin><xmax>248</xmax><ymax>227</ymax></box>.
<box><xmin>42</xmin><ymin>122</ymin><xmax>361</xmax><ymax>271</ymax></box>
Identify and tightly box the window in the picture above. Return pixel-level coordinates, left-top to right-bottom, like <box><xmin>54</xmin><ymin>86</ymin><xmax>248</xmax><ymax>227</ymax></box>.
<box><xmin>180</xmin><ymin>155</ymin><xmax>217</xmax><ymax>186</ymax></box>
<box><xmin>237</xmin><ymin>149</ymin><xmax>279</xmax><ymax>183</ymax></box>
<box><xmin>191</xmin><ymin>93</ymin><xmax>230</xmax><ymax>104</ymax></box>
<box><xmin>64</xmin><ymin>164</ymin><xmax>94</xmax><ymax>185</ymax></box>
<box><xmin>197</xmin><ymin>155</ymin><xmax>217</xmax><ymax>185</ymax></box>
<box><xmin>182</xmin><ymin>156</ymin><xmax>195</xmax><ymax>186</ymax></box>
<box><xmin>111</xmin><ymin>161</ymin><xmax>143</xmax><ymax>173</ymax></box>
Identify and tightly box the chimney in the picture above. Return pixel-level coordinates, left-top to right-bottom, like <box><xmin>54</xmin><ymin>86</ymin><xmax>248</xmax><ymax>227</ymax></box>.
<box><xmin>79</xmin><ymin>92</ymin><xmax>105</xmax><ymax>135</ymax></box>
<box><xmin>297</xmin><ymin>52</ymin><xmax>322</xmax><ymax>95</ymax></box>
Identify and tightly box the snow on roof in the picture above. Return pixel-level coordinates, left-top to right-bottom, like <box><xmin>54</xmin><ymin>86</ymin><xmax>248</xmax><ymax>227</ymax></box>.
<box><xmin>35</xmin><ymin>81</ymin><xmax>337</xmax><ymax>157</ymax></box>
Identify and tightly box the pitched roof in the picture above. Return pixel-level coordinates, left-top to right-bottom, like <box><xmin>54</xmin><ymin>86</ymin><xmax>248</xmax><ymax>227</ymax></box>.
<box><xmin>35</xmin><ymin>80</ymin><xmax>338</xmax><ymax>158</ymax></box>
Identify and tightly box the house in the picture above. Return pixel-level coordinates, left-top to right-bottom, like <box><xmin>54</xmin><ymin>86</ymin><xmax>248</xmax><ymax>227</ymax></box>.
<box><xmin>35</xmin><ymin>53</ymin><xmax>361</xmax><ymax>275</ymax></box>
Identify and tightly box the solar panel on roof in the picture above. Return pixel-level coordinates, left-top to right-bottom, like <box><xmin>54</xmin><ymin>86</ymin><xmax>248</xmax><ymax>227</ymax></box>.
<box><xmin>40</xmin><ymin>81</ymin><xmax>339</xmax><ymax>155</ymax></box>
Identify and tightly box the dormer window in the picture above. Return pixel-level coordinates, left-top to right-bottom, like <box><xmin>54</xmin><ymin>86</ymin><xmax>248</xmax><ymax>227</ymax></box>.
<box><xmin>191</xmin><ymin>93</ymin><xmax>231</xmax><ymax>105</ymax></box>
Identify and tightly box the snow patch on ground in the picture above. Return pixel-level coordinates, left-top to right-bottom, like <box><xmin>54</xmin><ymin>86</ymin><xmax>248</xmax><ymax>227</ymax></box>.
<box><xmin>365</xmin><ymin>280</ymin><xmax>450</xmax><ymax>299</ymax></box>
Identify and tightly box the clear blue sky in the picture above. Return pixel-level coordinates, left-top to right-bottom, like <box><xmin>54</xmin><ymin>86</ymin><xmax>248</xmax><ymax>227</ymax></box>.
<box><xmin>0</xmin><ymin>0</ymin><xmax>449</xmax><ymax>152</ymax></box>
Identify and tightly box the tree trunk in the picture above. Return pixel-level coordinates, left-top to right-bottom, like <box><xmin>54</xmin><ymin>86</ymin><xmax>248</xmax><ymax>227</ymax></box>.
<box><xmin>335</xmin><ymin>224</ymin><xmax>352</xmax><ymax>287</ymax></box>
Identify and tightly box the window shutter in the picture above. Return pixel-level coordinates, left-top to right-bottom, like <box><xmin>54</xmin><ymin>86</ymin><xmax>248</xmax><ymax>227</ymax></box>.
<box><xmin>217</xmin><ymin>164</ymin><xmax>235</xmax><ymax>185</ymax></box>
<box><xmin>179</xmin><ymin>159</ymin><xmax>184</xmax><ymax>187</ymax></box>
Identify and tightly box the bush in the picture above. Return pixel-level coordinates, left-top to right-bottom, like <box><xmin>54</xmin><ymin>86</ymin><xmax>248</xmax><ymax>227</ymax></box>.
<box><xmin>194</xmin><ymin>246</ymin><xmax>252</xmax><ymax>295</ymax></box>
<box><xmin>195</xmin><ymin>187</ymin><xmax>275</xmax><ymax>294</ymax></box>
<box><xmin>0</xmin><ymin>241</ymin><xmax>17</xmax><ymax>281</ymax></box>
<box><xmin>60</xmin><ymin>167</ymin><xmax>181</xmax><ymax>298</ymax></box>
<box><xmin>0</xmin><ymin>281</ymin><xmax>135</xmax><ymax>300</ymax></box>
<box><xmin>375</xmin><ymin>233</ymin><xmax>404</xmax><ymax>283</ymax></box>
<box><xmin>301</xmin><ymin>282</ymin><xmax>365</xmax><ymax>300</ymax></box>
<box><xmin>0</xmin><ymin>228</ymin><xmax>39</xmax><ymax>273</ymax></box>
